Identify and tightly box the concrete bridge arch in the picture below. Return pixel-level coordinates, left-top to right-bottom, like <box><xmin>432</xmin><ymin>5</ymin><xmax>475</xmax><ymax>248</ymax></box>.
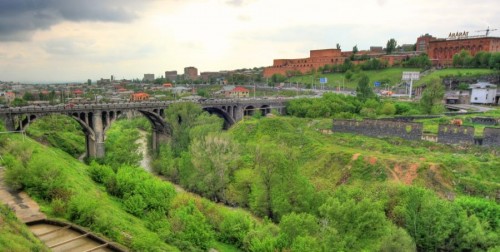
<box><xmin>1</xmin><ymin>99</ymin><xmax>286</xmax><ymax>159</ymax></box>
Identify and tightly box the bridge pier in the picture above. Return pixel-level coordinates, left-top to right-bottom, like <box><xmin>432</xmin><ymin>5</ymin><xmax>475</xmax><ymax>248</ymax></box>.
<box><xmin>86</xmin><ymin>111</ymin><xmax>105</xmax><ymax>159</ymax></box>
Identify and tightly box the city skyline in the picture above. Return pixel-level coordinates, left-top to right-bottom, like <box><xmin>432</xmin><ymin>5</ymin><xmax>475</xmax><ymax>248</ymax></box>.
<box><xmin>0</xmin><ymin>0</ymin><xmax>499</xmax><ymax>83</ymax></box>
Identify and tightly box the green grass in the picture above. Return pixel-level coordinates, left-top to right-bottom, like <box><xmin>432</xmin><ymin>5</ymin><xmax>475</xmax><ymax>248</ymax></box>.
<box><xmin>230</xmin><ymin>116</ymin><xmax>500</xmax><ymax>198</ymax></box>
<box><xmin>0</xmin><ymin>204</ymin><xmax>50</xmax><ymax>251</ymax></box>
<box><xmin>415</xmin><ymin>68</ymin><xmax>496</xmax><ymax>87</ymax></box>
<box><xmin>288</xmin><ymin>67</ymin><xmax>497</xmax><ymax>90</ymax></box>
<box><xmin>289</xmin><ymin>67</ymin><xmax>420</xmax><ymax>90</ymax></box>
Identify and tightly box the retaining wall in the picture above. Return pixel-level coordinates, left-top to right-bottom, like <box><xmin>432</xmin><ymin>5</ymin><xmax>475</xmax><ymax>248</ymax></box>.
<box><xmin>333</xmin><ymin>119</ymin><xmax>423</xmax><ymax>141</ymax></box>
<box><xmin>437</xmin><ymin>124</ymin><xmax>475</xmax><ymax>145</ymax></box>
<box><xmin>483</xmin><ymin>128</ymin><xmax>500</xmax><ymax>147</ymax></box>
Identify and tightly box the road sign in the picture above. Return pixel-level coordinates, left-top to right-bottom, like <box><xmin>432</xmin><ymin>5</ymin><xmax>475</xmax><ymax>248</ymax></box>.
<box><xmin>402</xmin><ymin>72</ymin><xmax>420</xmax><ymax>81</ymax></box>
<box><xmin>374</xmin><ymin>81</ymin><xmax>381</xmax><ymax>87</ymax></box>
<box><xmin>319</xmin><ymin>77</ymin><xmax>328</xmax><ymax>84</ymax></box>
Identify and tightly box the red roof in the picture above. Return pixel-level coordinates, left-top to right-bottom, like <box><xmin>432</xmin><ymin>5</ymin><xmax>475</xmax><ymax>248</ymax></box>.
<box><xmin>73</xmin><ymin>89</ymin><xmax>83</xmax><ymax>94</ymax></box>
<box><xmin>232</xmin><ymin>86</ymin><xmax>249</xmax><ymax>92</ymax></box>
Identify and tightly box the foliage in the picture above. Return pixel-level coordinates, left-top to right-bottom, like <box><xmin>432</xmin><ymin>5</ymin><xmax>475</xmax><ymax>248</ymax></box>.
<box><xmin>356</xmin><ymin>74</ymin><xmax>377</xmax><ymax>102</ymax></box>
<box><xmin>0</xmin><ymin>205</ymin><xmax>49</xmax><ymax>251</ymax></box>
<box><xmin>420</xmin><ymin>79</ymin><xmax>445</xmax><ymax>114</ymax></box>
<box><xmin>386</xmin><ymin>38</ymin><xmax>397</xmax><ymax>54</ymax></box>
<box><xmin>403</xmin><ymin>54</ymin><xmax>431</xmax><ymax>68</ymax></box>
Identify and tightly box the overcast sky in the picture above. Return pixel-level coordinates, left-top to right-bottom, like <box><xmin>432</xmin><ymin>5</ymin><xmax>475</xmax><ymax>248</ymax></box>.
<box><xmin>0</xmin><ymin>0</ymin><xmax>498</xmax><ymax>83</ymax></box>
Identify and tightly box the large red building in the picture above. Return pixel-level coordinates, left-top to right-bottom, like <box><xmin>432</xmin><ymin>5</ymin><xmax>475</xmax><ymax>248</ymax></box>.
<box><xmin>263</xmin><ymin>49</ymin><xmax>347</xmax><ymax>78</ymax></box>
<box><xmin>422</xmin><ymin>33</ymin><xmax>500</xmax><ymax>66</ymax></box>
<box><xmin>263</xmin><ymin>48</ymin><xmax>414</xmax><ymax>78</ymax></box>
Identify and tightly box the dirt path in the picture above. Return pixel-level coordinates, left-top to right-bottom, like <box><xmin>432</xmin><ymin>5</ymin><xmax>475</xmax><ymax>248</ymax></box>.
<box><xmin>136</xmin><ymin>130</ymin><xmax>185</xmax><ymax>193</ymax></box>
<box><xmin>0</xmin><ymin>166</ymin><xmax>46</xmax><ymax>223</ymax></box>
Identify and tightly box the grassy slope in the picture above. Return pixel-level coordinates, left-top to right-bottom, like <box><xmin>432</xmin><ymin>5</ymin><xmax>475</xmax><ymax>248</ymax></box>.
<box><xmin>230</xmin><ymin>117</ymin><xmax>500</xmax><ymax>199</ymax></box>
<box><xmin>288</xmin><ymin>67</ymin><xmax>497</xmax><ymax>89</ymax></box>
<box><xmin>0</xmin><ymin>133</ymin><xmax>179</xmax><ymax>251</ymax></box>
<box><xmin>416</xmin><ymin>68</ymin><xmax>497</xmax><ymax>87</ymax></box>
<box><xmin>0</xmin><ymin>120</ymin><xmax>248</xmax><ymax>252</ymax></box>
<box><xmin>0</xmin><ymin>204</ymin><xmax>50</xmax><ymax>251</ymax></box>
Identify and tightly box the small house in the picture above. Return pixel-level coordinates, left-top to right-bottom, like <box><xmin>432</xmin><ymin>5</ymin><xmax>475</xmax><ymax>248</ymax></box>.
<box><xmin>470</xmin><ymin>82</ymin><xmax>497</xmax><ymax>104</ymax></box>
<box><xmin>130</xmin><ymin>92</ymin><xmax>150</xmax><ymax>101</ymax></box>
<box><xmin>229</xmin><ymin>86</ymin><xmax>250</xmax><ymax>98</ymax></box>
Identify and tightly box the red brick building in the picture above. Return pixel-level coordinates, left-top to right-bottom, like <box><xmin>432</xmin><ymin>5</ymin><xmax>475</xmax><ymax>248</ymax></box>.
<box><xmin>263</xmin><ymin>49</ymin><xmax>347</xmax><ymax>78</ymax></box>
<box><xmin>421</xmin><ymin>33</ymin><xmax>500</xmax><ymax>66</ymax></box>
<box><xmin>262</xmin><ymin>48</ymin><xmax>411</xmax><ymax>78</ymax></box>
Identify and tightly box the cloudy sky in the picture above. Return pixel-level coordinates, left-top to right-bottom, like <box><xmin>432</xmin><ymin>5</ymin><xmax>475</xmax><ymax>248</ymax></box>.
<box><xmin>0</xmin><ymin>0</ymin><xmax>498</xmax><ymax>83</ymax></box>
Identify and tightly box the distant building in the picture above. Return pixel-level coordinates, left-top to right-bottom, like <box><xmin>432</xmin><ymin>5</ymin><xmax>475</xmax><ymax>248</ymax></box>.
<box><xmin>143</xmin><ymin>74</ymin><xmax>155</xmax><ymax>82</ymax></box>
<box><xmin>130</xmin><ymin>92</ymin><xmax>150</xmax><ymax>101</ymax></box>
<box><xmin>5</xmin><ymin>92</ymin><xmax>15</xmax><ymax>103</ymax></box>
<box><xmin>470</xmin><ymin>82</ymin><xmax>497</xmax><ymax>104</ymax></box>
<box><xmin>416</xmin><ymin>34</ymin><xmax>437</xmax><ymax>52</ymax></box>
<box><xmin>423</xmin><ymin>32</ymin><xmax>500</xmax><ymax>66</ymax></box>
<box><xmin>97</xmin><ymin>78</ymin><xmax>111</xmax><ymax>85</ymax></box>
<box><xmin>184</xmin><ymin>67</ymin><xmax>198</xmax><ymax>81</ymax></box>
<box><xmin>165</xmin><ymin>71</ymin><xmax>178</xmax><ymax>82</ymax></box>
<box><xmin>228</xmin><ymin>86</ymin><xmax>250</xmax><ymax>98</ymax></box>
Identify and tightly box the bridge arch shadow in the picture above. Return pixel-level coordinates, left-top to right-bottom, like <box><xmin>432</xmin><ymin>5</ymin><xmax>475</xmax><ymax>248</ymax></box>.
<box><xmin>202</xmin><ymin>107</ymin><xmax>236</xmax><ymax>129</ymax></box>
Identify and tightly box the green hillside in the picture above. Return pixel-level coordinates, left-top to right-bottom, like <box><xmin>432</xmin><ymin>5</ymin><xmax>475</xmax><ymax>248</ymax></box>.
<box><xmin>0</xmin><ymin>204</ymin><xmax>49</xmax><ymax>251</ymax></box>
<box><xmin>288</xmin><ymin>67</ymin><xmax>497</xmax><ymax>89</ymax></box>
<box><xmin>1</xmin><ymin>105</ymin><xmax>499</xmax><ymax>251</ymax></box>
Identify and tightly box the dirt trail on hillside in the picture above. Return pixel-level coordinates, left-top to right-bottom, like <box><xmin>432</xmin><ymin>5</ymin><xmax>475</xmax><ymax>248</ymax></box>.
<box><xmin>0</xmin><ymin>167</ymin><xmax>46</xmax><ymax>222</ymax></box>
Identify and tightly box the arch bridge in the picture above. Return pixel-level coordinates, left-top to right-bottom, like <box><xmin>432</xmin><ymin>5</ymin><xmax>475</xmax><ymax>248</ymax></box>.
<box><xmin>0</xmin><ymin>99</ymin><xmax>286</xmax><ymax>158</ymax></box>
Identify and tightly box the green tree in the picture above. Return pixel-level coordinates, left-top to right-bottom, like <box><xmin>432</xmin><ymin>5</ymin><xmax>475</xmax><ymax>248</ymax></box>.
<box><xmin>188</xmin><ymin>133</ymin><xmax>240</xmax><ymax>202</ymax></box>
<box><xmin>353</xmin><ymin>45</ymin><xmax>358</xmax><ymax>54</ymax></box>
<box><xmin>356</xmin><ymin>74</ymin><xmax>376</xmax><ymax>102</ymax></box>
<box><xmin>386</xmin><ymin>38</ymin><xmax>397</xmax><ymax>54</ymax></box>
<box><xmin>419</xmin><ymin>79</ymin><xmax>444</xmax><ymax>114</ymax></box>
<box><xmin>453</xmin><ymin>49</ymin><xmax>473</xmax><ymax>67</ymax></box>
<box><xmin>489</xmin><ymin>52</ymin><xmax>500</xmax><ymax>69</ymax></box>
<box><xmin>336</xmin><ymin>43</ymin><xmax>341</xmax><ymax>50</ymax></box>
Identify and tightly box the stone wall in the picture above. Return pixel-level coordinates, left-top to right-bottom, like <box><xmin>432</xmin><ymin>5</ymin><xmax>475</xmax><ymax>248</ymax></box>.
<box><xmin>437</xmin><ymin>124</ymin><xmax>475</xmax><ymax>145</ymax></box>
<box><xmin>483</xmin><ymin>128</ymin><xmax>500</xmax><ymax>147</ymax></box>
<box><xmin>471</xmin><ymin>117</ymin><xmax>500</xmax><ymax>126</ymax></box>
<box><xmin>333</xmin><ymin>119</ymin><xmax>423</xmax><ymax>141</ymax></box>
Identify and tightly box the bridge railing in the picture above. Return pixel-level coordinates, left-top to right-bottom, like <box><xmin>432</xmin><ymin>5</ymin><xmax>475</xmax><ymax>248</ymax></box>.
<box><xmin>0</xmin><ymin>98</ymin><xmax>289</xmax><ymax>114</ymax></box>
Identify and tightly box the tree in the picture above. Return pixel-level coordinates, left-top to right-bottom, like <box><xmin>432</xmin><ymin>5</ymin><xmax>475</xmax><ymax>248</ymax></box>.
<box><xmin>353</xmin><ymin>45</ymin><xmax>358</xmax><ymax>54</ymax></box>
<box><xmin>188</xmin><ymin>133</ymin><xmax>240</xmax><ymax>202</ymax></box>
<box><xmin>453</xmin><ymin>49</ymin><xmax>472</xmax><ymax>67</ymax></box>
<box><xmin>489</xmin><ymin>52</ymin><xmax>500</xmax><ymax>69</ymax></box>
<box><xmin>336</xmin><ymin>43</ymin><xmax>341</xmax><ymax>50</ymax></box>
<box><xmin>420</xmin><ymin>79</ymin><xmax>444</xmax><ymax>114</ymax></box>
<box><xmin>356</xmin><ymin>74</ymin><xmax>376</xmax><ymax>102</ymax></box>
<box><xmin>386</xmin><ymin>38</ymin><xmax>397</xmax><ymax>54</ymax></box>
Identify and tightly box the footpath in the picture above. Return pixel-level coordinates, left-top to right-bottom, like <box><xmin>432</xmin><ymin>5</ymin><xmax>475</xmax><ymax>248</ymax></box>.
<box><xmin>0</xmin><ymin>166</ymin><xmax>46</xmax><ymax>223</ymax></box>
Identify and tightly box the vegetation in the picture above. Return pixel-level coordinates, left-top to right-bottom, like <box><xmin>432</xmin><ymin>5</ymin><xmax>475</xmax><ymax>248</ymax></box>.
<box><xmin>419</xmin><ymin>79</ymin><xmax>445</xmax><ymax>114</ymax></box>
<box><xmin>1</xmin><ymin>99</ymin><xmax>499</xmax><ymax>251</ymax></box>
<box><xmin>0</xmin><ymin>204</ymin><xmax>49</xmax><ymax>251</ymax></box>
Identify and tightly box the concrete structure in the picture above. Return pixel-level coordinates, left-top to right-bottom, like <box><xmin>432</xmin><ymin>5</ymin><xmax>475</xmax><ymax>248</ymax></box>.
<box><xmin>483</xmin><ymin>128</ymin><xmax>500</xmax><ymax>147</ymax></box>
<box><xmin>184</xmin><ymin>67</ymin><xmax>198</xmax><ymax>80</ymax></box>
<box><xmin>437</xmin><ymin>124</ymin><xmax>475</xmax><ymax>145</ymax></box>
<box><xmin>333</xmin><ymin>119</ymin><xmax>423</xmax><ymax>141</ymax></box>
<box><xmin>165</xmin><ymin>71</ymin><xmax>177</xmax><ymax>81</ymax></box>
<box><xmin>470</xmin><ymin>82</ymin><xmax>497</xmax><ymax>104</ymax></box>
<box><xmin>143</xmin><ymin>74</ymin><xmax>155</xmax><ymax>82</ymax></box>
<box><xmin>332</xmin><ymin>119</ymin><xmax>499</xmax><ymax>147</ymax></box>
<box><xmin>0</xmin><ymin>99</ymin><xmax>286</xmax><ymax>158</ymax></box>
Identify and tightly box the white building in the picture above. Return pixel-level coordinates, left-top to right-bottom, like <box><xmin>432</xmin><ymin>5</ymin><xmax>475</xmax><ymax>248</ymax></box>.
<box><xmin>470</xmin><ymin>82</ymin><xmax>497</xmax><ymax>104</ymax></box>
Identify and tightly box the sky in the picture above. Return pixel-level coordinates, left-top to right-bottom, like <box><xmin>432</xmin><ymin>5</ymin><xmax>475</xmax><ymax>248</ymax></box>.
<box><xmin>0</xmin><ymin>0</ymin><xmax>499</xmax><ymax>83</ymax></box>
